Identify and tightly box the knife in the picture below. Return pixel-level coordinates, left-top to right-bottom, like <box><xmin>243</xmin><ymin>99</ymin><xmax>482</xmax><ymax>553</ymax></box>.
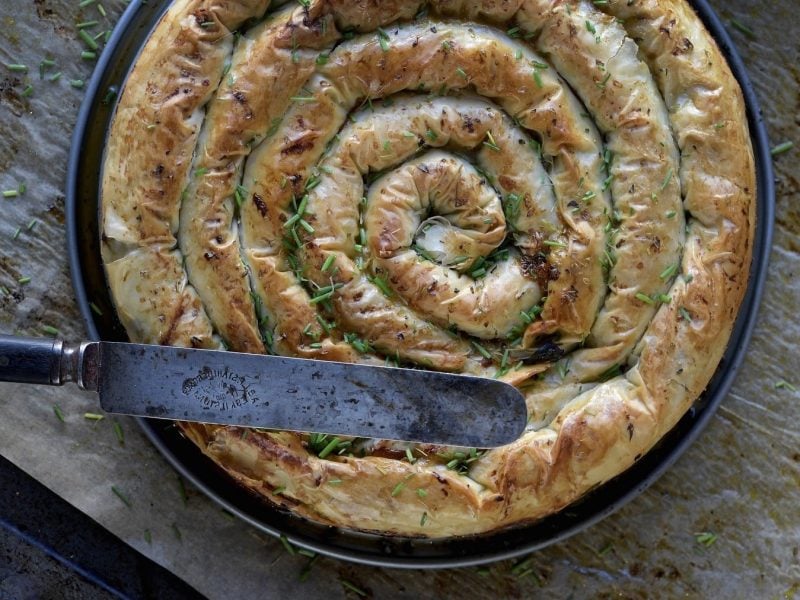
<box><xmin>0</xmin><ymin>335</ymin><xmax>527</xmax><ymax>447</ymax></box>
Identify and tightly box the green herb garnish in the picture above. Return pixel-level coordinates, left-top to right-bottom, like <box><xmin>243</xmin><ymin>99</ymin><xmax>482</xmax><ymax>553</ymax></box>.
<box><xmin>111</xmin><ymin>485</ymin><xmax>132</xmax><ymax>507</ymax></box>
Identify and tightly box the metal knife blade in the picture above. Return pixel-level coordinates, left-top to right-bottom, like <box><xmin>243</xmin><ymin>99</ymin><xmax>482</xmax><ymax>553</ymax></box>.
<box><xmin>0</xmin><ymin>336</ymin><xmax>527</xmax><ymax>447</ymax></box>
<box><xmin>91</xmin><ymin>342</ymin><xmax>526</xmax><ymax>447</ymax></box>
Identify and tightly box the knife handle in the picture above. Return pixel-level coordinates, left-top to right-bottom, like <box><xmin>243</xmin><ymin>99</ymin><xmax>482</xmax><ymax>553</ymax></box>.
<box><xmin>0</xmin><ymin>335</ymin><xmax>96</xmax><ymax>389</ymax></box>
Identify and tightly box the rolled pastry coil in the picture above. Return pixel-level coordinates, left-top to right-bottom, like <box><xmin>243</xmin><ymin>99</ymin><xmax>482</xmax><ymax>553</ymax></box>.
<box><xmin>101</xmin><ymin>0</ymin><xmax>755</xmax><ymax>537</ymax></box>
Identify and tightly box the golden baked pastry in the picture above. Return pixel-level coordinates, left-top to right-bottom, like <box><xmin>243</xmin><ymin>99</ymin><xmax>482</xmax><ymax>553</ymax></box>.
<box><xmin>101</xmin><ymin>0</ymin><xmax>755</xmax><ymax>537</ymax></box>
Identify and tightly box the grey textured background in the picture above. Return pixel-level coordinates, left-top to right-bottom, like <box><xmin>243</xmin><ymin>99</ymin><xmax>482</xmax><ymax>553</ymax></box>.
<box><xmin>0</xmin><ymin>0</ymin><xmax>798</xmax><ymax>598</ymax></box>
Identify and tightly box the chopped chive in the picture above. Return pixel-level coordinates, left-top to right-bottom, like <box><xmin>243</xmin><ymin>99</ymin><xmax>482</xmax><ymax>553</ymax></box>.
<box><xmin>113</xmin><ymin>420</ymin><xmax>124</xmax><ymax>445</ymax></box>
<box><xmin>543</xmin><ymin>239</ymin><xmax>567</xmax><ymax>248</ymax></box>
<box><xmin>76</xmin><ymin>20</ymin><xmax>99</xmax><ymax>29</ymax></box>
<box><xmin>659</xmin><ymin>168</ymin><xmax>673</xmax><ymax>190</ymax></box>
<box><xmin>42</xmin><ymin>325</ymin><xmax>60</xmax><ymax>336</ymax></box>
<box><xmin>340</xmin><ymin>580</ymin><xmax>367</xmax><ymax>597</ymax></box>
<box><xmin>321</xmin><ymin>254</ymin><xmax>335</xmax><ymax>272</ymax></box>
<box><xmin>84</xmin><ymin>412</ymin><xmax>104</xmax><ymax>421</ymax></box>
<box><xmin>659</xmin><ymin>264</ymin><xmax>678</xmax><ymax>280</ymax></box>
<box><xmin>775</xmin><ymin>380</ymin><xmax>797</xmax><ymax>392</ymax></box>
<box><xmin>22</xmin><ymin>85</ymin><xmax>33</xmax><ymax>97</ymax></box>
<box><xmin>483</xmin><ymin>130</ymin><xmax>500</xmax><ymax>152</ymax></box>
<box><xmin>3</xmin><ymin>190</ymin><xmax>19</xmax><ymax>198</ymax></box>
<box><xmin>272</xmin><ymin>486</ymin><xmax>286</xmax><ymax>495</ymax></box>
<box><xmin>5</xmin><ymin>63</ymin><xmax>28</xmax><ymax>72</ymax></box>
<box><xmin>234</xmin><ymin>184</ymin><xmax>248</xmax><ymax>207</ymax></box>
<box><xmin>79</xmin><ymin>29</ymin><xmax>99</xmax><ymax>50</ymax></box>
<box><xmin>177</xmin><ymin>476</ymin><xmax>189</xmax><ymax>505</ymax></box>
<box><xmin>533</xmin><ymin>69</ymin><xmax>543</xmax><ymax>88</ymax></box>
<box><xmin>309</xmin><ymin>289</ymin><xmax>333</xmax><ymax>304</ymax></box>
<box><xmin>402</xmin><ymin>130</ymin><xmax>416</xmax><ymax>138</ymax></box>
<box><xmin>111</xmin><ymin>485</ymin><xmax>132</xmax><ymax>507</ymax></box>
<box><xmin>416</xmin><ymin>488</ymin><xmax>427</xmax><ymax>498</ymax></box>
<box><xmin>585</xmin><ymin>20</ymin><xmax>596</xmax><ymax>34</ymax></box>
<box><xmin>90</xmin><ymin>301</ymin><xmax>103</xmax><ymax>316</ymax></box>
<box><xmin>370</xmin><ymin>275</ymin><xmax>393</xmax><ymax>298</ymax></box>
<box><xmin>298</xmin><ymin>218</ymin><xmax>314</xmax><ymax>234</ymax></box>
<box><xmin>729</xmin><ymin>19</ymin><xmax>755</xmax><ymax>39</ymax></box>
<box><xmin>678</xmin><ymin>306</ymin><xmax>692</xmax><ymax>321</ymax></box>
<box><xmin>97</xmin><ymin>3</ymin><xmax>107</xmax><ymax>16</ymax></box>
<box><xmin>455</xmin><ymin>66</ymin><xmax>467</xmax><ymax>79</ymax></box>
<box><xmin>596</xmin><ymin>72</ymin><xmax>611</xmax><ymax>89</ymax></box>
<box><xmin>426</xmin><ymin>129</ymin><xmax>438</xmax><ymax>141</ymax></box>
<box><xmin>48</xmin><ymin>71</ymin><xmax>62</xmax><ymax>82</ymax></box>
<box><xmin>79</xmin><ymin>0</ymin><xmax>96</xmax><ymax>6</ymax></box>
<box><xmin>280</xmin><ymin>534</ymin><xmax>296</xmax><ymax>555</ymax></box>
<box><xmin>299</xmin><ymin>554</ymin><xmax>319</xmax><ymax>582</ymax></box>
<box><xmin>377</xmin><ymin>28</ymin><xmax>390</xmax><ymax>52</ymax></box>
<box><xmin>12</xmin><ymin>228</ymin><xmax>21</xmax><ymax>240</ymax></box>
<box><xmin>695</xmin><ymin>531</ymin><xmax>717</xmax><ymax>547</ymax></box>
<box><xmin>289</xmin><ymin>96</ymin><xmax>315</xmax><ymax>102</ymax></box>
<box><xmin>328</xmin><ymin>479</ymin><xmax>342</xmax><ymax>485</ymax></box>
<box><xmin>193</xmin><ymin>167</ymin><xmax>208</xmax><ymax>178</ymax></box>
<box><xmin>315</xmin><ymin>52</ymin><xmax>329</xmax><ymax>66</ymax></box>
<box><xmin>18</xmin><ymin>276</ymin><xmax>31</xmax><ymax>284</ymax></box>
<box><xmin>283</xmin><ymin>212</ymin><xmax>302</xmax><ymax>228</ymax></box>
<box><xmin>81</xmin><ymin>51</ymin><xmax>96</xmax><ymax>60</ymax></box>
<box><xmin>317</xmin><ymin>436</ymin><xmax>340</xmax><ymax>459</ymax></box>
<box><xmin>53</xmin><ymin>404</ymin><xmax>66</xmax><ymax>422</ymax></box>
<box><xmin>665</xmin><ymin>209</ymin><xmax>676</xmax><ymax>219</ymax></box>
<box><xmin>635</xmin><ymin>292</ymin><xmax>654</xmax><ymax>305</ymax></box>
<box><xmin>405</xmin><ymin>448</ymin><xmax>416</xmax><ymax>463</ymax></box>
<box><xmin>420</xmin><ymin>512</ymin><xmax>428</xmax><ymax>526</ymax></box>
<box><xmin>70</xmin><ymin>79</ymin><xmax>84</xmax><ymax>89</ymax></box>
<box><xmin>770</xmin><ymin>141</ymin><xmax>793</xmax><ymax>156</ymax></box>
<box><xmin>471</xmin><ymin>340</ymin><xmax>492</xmax><ymax>360</ymax></box>
<box><xmin>391</xmin><ymin>481</ymin><xmax>405</xmax><ymax>497</ymax></box>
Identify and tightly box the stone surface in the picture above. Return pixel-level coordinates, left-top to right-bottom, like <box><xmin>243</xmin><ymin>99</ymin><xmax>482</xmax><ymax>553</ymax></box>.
<box><xmin>0</xmin><ymin>0</ymin><xmax>798</xmax><ymax>598</ymax></box>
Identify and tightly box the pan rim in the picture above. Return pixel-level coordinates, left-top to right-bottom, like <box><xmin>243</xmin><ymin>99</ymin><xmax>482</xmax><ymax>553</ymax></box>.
<box><xmin>66</xmin><ymin>0</ymin><xmax>775</xmax><ymax>569</ymax></box>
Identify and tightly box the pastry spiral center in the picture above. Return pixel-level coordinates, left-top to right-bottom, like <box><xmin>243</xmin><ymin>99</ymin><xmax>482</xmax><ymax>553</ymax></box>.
<box><xmin>365</xmin><ymin>151</ymin><xmax>541</xmax><ymax>338</ymax></box>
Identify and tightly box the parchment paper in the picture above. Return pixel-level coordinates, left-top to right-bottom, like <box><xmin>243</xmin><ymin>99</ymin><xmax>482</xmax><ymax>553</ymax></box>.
<box><xmin>0</xmin><ymin>0</ymin><xmax>798</xmax><ymax>597</ymax></box>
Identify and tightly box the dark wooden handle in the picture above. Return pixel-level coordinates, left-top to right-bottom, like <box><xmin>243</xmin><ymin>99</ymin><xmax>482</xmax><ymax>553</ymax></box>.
<box><xmin>0</xmin><ymin>335</ymin><xmax>63</xmax><ymax>385</ymax></box>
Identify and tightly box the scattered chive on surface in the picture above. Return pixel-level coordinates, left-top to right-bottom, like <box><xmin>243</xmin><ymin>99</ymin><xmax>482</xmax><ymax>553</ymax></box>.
<box><xmin>41</xmin><ymin>325</ymin><xmax>60</xmax><ymax>336</ymax></box>
<box><xmin>340</xmin><ymin>580</ymin><xmax>367</xmax><ymax>597</ymax></box>
<box><xmin>729</xmin><ymin>18</ymin><xmax>755</xmax><ymax>38</ymax></box>
<box><xmin>111</xmin><ymin>485</ymin><xmax>132</xmax><ymax>507</ymax></box>
<box><xmin>84</xmin><ymin>413</ymin><xmax>104</xmax><ymax>421</ymax></box>
<box><xmin>775</xmin><ymin>380</ymin><xmax>797</xmax><ymax>392</ymax></box>
<box><xmin>695</xmin><ymin>531</ymin><xmax>718</xmax><ymax>547</ymax></box>
<box><xmin>113</xmin><ymin>420</ymin><xmax>124</xmax><ymax>445</ymax></box>
<box><xmin>53</xmin><ymin>404</ymin><xmax>66</xmax><ymax>423</ymax></box>
<box><xmin>770</xmin><ymin>141</ymin><xmax>793</xmax><ymax>156</ymax></box>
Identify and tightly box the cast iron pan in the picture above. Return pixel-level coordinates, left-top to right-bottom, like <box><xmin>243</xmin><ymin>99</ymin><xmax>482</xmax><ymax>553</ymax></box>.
<box><xmin>66</xmin><ymin>0</ymin><xmax>775</xmax><ymax>568</ymax></box>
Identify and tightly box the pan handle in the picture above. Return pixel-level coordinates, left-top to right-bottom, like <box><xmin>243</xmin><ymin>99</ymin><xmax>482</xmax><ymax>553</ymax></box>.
<box><xmin>0</xmin><ymin>335</ymin><xmax>94</xmax><ymax>387</ymax></box>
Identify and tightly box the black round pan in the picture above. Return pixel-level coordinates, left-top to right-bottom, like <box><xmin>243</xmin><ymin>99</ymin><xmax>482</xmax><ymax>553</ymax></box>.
<box><xmin>66</xmin><ymin>0</ymin><xmax>775</xmax><ymax>568</ymax></box>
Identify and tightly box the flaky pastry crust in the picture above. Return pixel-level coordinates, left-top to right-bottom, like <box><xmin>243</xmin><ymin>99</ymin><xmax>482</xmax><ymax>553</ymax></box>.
<box><xmin>102</xmin><ymin>0</ymin><xmax>755</xmax><ymax>537</ymax></box>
